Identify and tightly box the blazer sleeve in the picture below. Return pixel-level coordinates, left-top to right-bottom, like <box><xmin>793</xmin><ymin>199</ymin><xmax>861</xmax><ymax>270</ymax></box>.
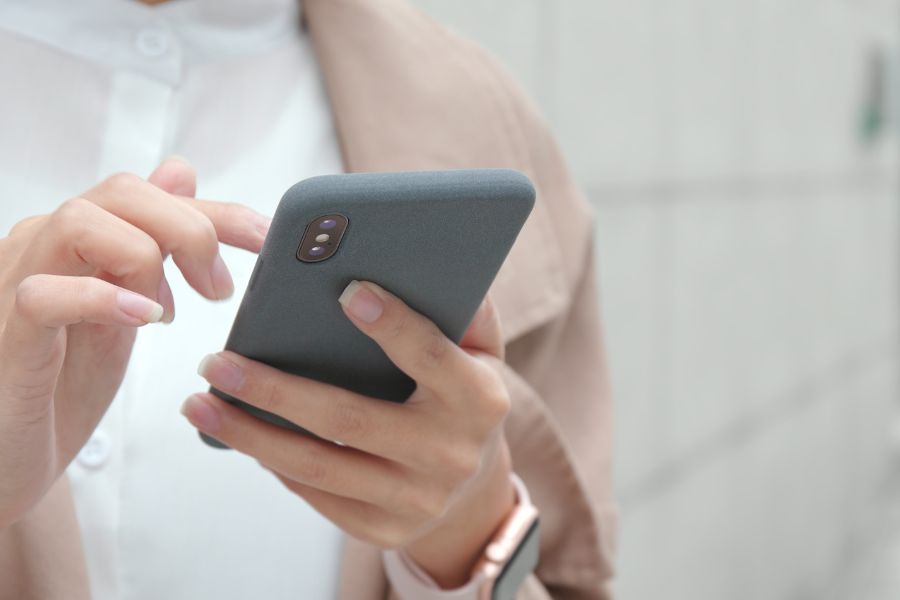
<box><xmin>385</xmin><ymin>243</ymin><xmax>617</xmax><ymax>600</ymax></box>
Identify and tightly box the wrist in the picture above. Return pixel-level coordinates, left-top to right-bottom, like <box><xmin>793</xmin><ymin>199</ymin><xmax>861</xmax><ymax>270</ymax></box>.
<box><xmin>403</xmin><ymin>440</ymin><xmax>515</xmax><ymax>589</ymax></box>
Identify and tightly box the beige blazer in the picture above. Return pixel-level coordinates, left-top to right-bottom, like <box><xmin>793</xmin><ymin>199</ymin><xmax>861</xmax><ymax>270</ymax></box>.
<box><xmin>301</xmin><ymin>1</ymin><xmax>617</xmax><ymax>599</ymax></box>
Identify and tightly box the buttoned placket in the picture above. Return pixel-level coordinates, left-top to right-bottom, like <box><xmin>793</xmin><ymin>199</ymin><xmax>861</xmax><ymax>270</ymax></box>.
<box><xmin>68</xmin><ymin>15</ymin><xmax>184</xmax><ymax>600</ymax></box>
<box><xmin>75</xmin><ymin>13</ymin><xmax>183</xmax><ymax>471</ymax></box>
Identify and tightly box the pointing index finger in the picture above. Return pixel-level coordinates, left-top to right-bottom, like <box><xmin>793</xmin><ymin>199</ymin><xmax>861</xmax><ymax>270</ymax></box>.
<box><xmin>181</xmin><ymin>197</ymin><xmax>271</xmax><ymax>255</ymax></box>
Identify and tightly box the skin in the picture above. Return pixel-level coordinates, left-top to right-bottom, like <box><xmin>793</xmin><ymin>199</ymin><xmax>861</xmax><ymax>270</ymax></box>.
<box><xmin>0</xmin><ymin>159</ymin><xmax>516</xmax><ymax>589</ymax></box>
<box><xmin>0</xmin><ymin>160</ymin><xmax>258</xmax><ymax>526</ymax></box>
<box><xmin>185</xmin><ymin>283</ymin><xmax>516</xmax><ymax>587</ymax></box>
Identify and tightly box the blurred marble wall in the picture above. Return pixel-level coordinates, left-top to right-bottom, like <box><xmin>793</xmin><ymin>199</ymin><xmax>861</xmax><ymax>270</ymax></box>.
<box><xmin>414</xmin><ymin>1</ymin><xmax>900</xmax><ymax>598</ymax></box>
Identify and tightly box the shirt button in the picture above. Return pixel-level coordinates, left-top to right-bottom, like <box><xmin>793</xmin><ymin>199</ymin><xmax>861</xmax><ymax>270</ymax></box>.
<box><xmin>135</xmin><ymin>27</ymin><xmax>171</xmax><ymax>58</ymax></box>
<box><xmin>76</xmin><ymin>430</ymin><xmax>112</xmax><ymax>469</ymax></box>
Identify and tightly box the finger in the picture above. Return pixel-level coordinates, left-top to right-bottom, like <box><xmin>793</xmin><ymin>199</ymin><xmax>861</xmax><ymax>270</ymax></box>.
<box><xmin>1</xmin><ymin>216</ymin><xmax>46</xmax><ymax>272</ymax></box>
<box><xmin>196</xmin><ymin>351</ymin><xmax>423</xmax><ymax>459</ymax></box>
<box><xmin>180</xmin><ymin>392</ymin><xmax>406</xmax><ymax>507</ymax></box>
<box><xmin>0</xmin><ymin>274</ymin><xmax>161</xmax><ymax>399</ymax></box>
<box><xmin>337</xmin><ymin>280</ymin><xmax>473</xmax><ymax>395</ymax></box>
<box><xmin>0</xmin><ymin>275</ymin><xmax>161</xmax><ymax>447</ymax></box>
<box><xmin>82</xmin><ymin>172</ymin><xmax>233</xmax><ymax>300</ymax></box>
<box><xmin>6</xmin><ymin>214</ymin><xmax>46</xmax><ymax>238</ymax></box>
<box><xmin>147</xmin><ymin>156</ymin><xmax>196</xmax><ymax>197</ymax></box>
<box><xmin>458</xmin><ymin>294</ymin><xmax>504</xmax><ymax>360</ymax></box>
<box><xmin>182</xmin><ymin>198</ymin><xmax>270</xmax><ymax>254</ymax></box>
<box><xmin>26</xmin><ymin>198</ymin><xmax>174</xmax><ymax>320</ymax></box>
<box><xmin>157</xmin><ymin>276</ymin><xmax>175</xmax><ymax>323</ymax></box>
<box><xmin>147</xmin><ymin>157</ymin><xmax>269</xmax><ymax>253</ymax></box>
<box><xmin>269</xmin><ymin>471</ymin><xmax>411</xmax><ymax>549</ymax></box>
<box><xmin>9</xmin><ymin>274</ymin><xmax>163</xmax><ymax>330</ymax></box>
<box><xmin>147</xmin><ymin>156</ymin><xmax>269</xmax><ymax>253</ymax></box>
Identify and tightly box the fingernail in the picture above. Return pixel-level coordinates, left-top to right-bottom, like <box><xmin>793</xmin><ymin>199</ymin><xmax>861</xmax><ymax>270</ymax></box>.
<box><xmin>117</xmin><ymin>290</ymin><xmax>164</xmax><ymax>324</ymax></box>
<box><xmin>198</xmin><ymin>353</ymin><xmax>244</xmax><ymax>394</ymax></box>
<box><xmin>162</xmin><ymin>154</ymin><xmax>191</xmax><ymax>165</ymax></box>
<box><xmin>157</xmin><ymin>278</ymin><xmax>175</xmax><ymax>324</ymax></box>
<box><xmin>251</xmin><ymin>212</ymin><xmax>272</xmax><ymax>240</ymax></box>
<box><xmin>180</xmin><ymin>394</ymin><xmax>221</xmax><ymax>433</ymax></box>
<box><xmin>338</xmin><ymin>280</ymin><xmax>383</xmax><ymax>323</ymax></box>
<box><xmin>210</xmin><ymin>253</ymin><xmax>234</xmax><ymax>300</ymax></box>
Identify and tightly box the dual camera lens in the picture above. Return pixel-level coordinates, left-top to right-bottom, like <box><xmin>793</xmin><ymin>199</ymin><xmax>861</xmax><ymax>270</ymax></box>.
<box><xmin>297</xmin><ymin>214</ymin><xmax>348</xmax><ymax>263</ymax></box>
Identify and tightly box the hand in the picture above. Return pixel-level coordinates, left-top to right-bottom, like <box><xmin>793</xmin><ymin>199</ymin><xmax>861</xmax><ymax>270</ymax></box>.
<box><xmin>184</xmin><ymin>281</ymin><xmax>516</xmax><ymax>588</ymax></box>
<box><xmin>0</xmin><ymin>159</ymin><xmax>268</xmax><ymax>527</ymax></box>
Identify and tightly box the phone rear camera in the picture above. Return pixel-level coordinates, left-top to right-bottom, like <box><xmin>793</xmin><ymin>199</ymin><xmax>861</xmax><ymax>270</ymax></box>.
<box><xmin>297</xmin><ymin>214</ymin><xmax>348</xmax><ymax>263</ymax></box>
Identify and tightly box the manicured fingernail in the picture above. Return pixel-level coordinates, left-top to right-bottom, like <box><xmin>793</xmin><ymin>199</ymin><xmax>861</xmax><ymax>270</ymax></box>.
<box><xmin>181</xmin><ymin>394</ymin><xmax>221</xmax><ymax>433</ymax></box>
<box><xmin>251</xmin><ymin>212</ymin><xmax>272</xmax><ymax>240</ymax></box>
<box><xmin>157</xmin><ymin>278</ymin><xmax>175</xmax><ymax>324</ymax></box>
<box><xmin>210</xmin><ymin>253</ymin><xmax>234</xmax><ymax>300</ymax></box>
<box><xmin>117</xmin><ymin>290</ymin><xmax>164</xmax><ymax>324</ymax></box>
<box><xmin>338</xmin><ymin>280</ymin><xmax>383</xmax><ymax>323</ymax></box>
<box><xmin>163</xmin><ymin>154</ymin><xmax>191</xmax><ymax>165</ymax></box>
<box><xmin>198</xmin><ymin>353</ymin><xmax>244</xmax><ymax>393</ymax></box>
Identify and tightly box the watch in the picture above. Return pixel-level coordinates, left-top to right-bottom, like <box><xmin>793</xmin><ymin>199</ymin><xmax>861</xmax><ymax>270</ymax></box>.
<box><xmin>383</xmin><ymin>473</ymin><xmax>541</xmax><ymax>600</ymax></box>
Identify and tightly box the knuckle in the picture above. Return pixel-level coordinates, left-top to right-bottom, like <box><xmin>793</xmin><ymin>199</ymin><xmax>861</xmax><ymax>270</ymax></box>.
<box><xmin>103</xmin><ymin>172</ymin><xmax>143</xmax><ymax>195</ymax></box>
<box><xmin>430</xmin><ymin>443</ymin><xmax>480</xmax><ymax>483</ymax></box>
<box><xmin>292</xmin><ymin>445</ymin><xmax>327</xmax><ymax>484</ymax></box>
<box><xmin>121</xmin><ymin>238</ymin><xmax>163</xmax><ymax>277</ymax></box>
<box><xmin>414</xmin><ymin>326</ymin><xmax>449</xmax><ymax>371</ymax></box>
<box><xmin>74</xmin><ymin>277</ymin><xmax>105</xmax><ymax>306</ymax></box>
<box><xmin>7</xmin><ymin>215</ymin><xmax>44</xmax><ymax>238</ymax></box>
<box><xmin>482</xmin><ymin>387</ymin><xmax>511</xmax><ymax>426</ymax></box>
<box><xmin>6</xmin><ymin>218</ymin><xmax>27</xmax><ymax>238</ymax></box>
<box><xmin>449</xmin><ymin>449</ymin><xmax>481</xmax><ymax>483</ymax></box>
<box><xmin>14</xmin><ymin>274</ymin><xmax>48</xmax><ymax>318</ymax></box>
<box><xmin>474</xmin><ymin>296</ymin><xmax>498</xmax><ymax>330</ymax></box>
<box><xmin>256</xmin><ymin>377</ymin><xmax>287</xmax><ymax>416</ymax></box>
<box><xmin>329</xmin><ymin>398</ymin><xmax>369</xmax><ymax>441</ymax></box>
<box><xmin>136</xmin><ymin>243</ymin><xmax>164</xmax><ymax>273</ymax></box>
<box><xmin>372</xmin><ymin>522</ymin><xmax>411</xmax><ymax>550</ymax></box>
<box><xmin>481</xmin><ymin>295</ymin><xmax>498</xmax><ymax>320</ymax></box>
<box><xmin>409</xmin><ymin>486</ymin><xmax>450</xmax><ymax>521</ymax></box>
<box><xmin>471</xmin><ymin>365</ymin><xmax>511</xmax><ymax>425</ymax></box>
<box><xmin>182</xmin><ymin>214</ymin><xmax>218</xmax><ymax>248</ymax></box>
<box><xmin>386</xmin><ymin>308</ymin><xmax>409</xmax><ymax>340</ymax></box>
<box><xmin>51</xmin><ymin>198</ymin><xmax>92</xmax><ymax>232</ymax></box>
<box><xmin>0</xmin><ymin>378</ymin><xmax>55</xmax><ymax>406</ymax></box>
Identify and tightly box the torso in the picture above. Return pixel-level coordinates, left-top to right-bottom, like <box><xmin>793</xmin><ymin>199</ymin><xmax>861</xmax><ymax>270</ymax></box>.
<box><xmin>0</xmin><ymin>1</ymin><xmax>346</xmax><ymax>598</ymax></box>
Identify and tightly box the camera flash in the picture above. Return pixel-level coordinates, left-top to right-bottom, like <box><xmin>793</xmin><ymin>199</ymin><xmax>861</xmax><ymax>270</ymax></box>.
<box><xmin>315</xmin><ymin>233</ymin><xmax>330</xmax><ymax>243</ymax></box>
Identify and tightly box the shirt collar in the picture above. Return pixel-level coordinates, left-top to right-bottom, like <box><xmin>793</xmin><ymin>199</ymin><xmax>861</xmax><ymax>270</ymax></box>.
<box><xmin>0</xmin><ymin>0</ymin><xmax>302</xmax><ymax>84</ymax></box>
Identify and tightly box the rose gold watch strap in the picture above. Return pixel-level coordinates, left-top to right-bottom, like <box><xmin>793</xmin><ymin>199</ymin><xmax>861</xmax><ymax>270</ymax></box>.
<box><xmin>382</xmin><ymin>474</ymin><xmax>535</xmax><ymax>600</ymax></box>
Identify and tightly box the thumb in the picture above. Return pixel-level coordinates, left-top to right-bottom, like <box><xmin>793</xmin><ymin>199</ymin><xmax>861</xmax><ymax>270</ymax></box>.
<box><xmin>459</xmin><ymin>294</ymin><xmax>504</xmax><ymax>360</ymax></box>
<box><xmin>148</xmin><ymin>156</ymin><xmax>197</xmax><ymax>197</ymax></box>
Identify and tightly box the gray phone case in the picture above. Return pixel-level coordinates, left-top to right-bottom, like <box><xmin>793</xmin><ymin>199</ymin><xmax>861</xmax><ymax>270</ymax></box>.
<box><xmin>201</xmin><ymin>169</ymin><xmax>535</xmax><ymax>448</ymax></box>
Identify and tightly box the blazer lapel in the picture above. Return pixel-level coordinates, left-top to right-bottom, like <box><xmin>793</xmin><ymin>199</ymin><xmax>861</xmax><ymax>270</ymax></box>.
<box><xmin>302</xmin><ymin>0</ymin><xmax>572</xmax><ymax>345</ymax></box>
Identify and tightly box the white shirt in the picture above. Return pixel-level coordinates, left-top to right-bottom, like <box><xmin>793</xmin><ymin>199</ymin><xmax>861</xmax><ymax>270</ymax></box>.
<box><xmin>0</xmin><ymin>1</ymin><xmax>346</xmax><ymax>599</ymax></box>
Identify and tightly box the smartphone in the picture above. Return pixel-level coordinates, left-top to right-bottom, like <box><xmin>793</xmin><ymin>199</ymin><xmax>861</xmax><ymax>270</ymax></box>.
<box><xmin>201</xmin><ymin>169</ymin><xmax>535</xmax><ymax>448</ymax></box>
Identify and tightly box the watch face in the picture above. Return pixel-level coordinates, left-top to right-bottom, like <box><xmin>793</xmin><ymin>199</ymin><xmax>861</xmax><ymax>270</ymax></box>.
<box><xmin>492</xmin><ymin>519</ymin><xmax>541</xmax><ymax>600</ymax></box>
